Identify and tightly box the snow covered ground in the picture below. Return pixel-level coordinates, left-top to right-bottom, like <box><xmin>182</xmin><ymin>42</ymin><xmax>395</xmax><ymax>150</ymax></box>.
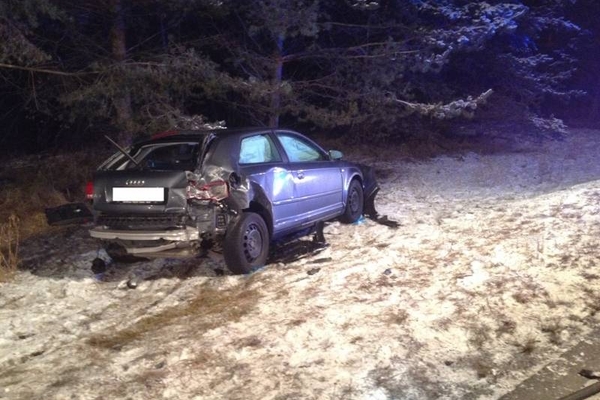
<box><xmin>2</xmin><ymin>128</ymin><xmax>600</xmax><ymax>400</ymax></box>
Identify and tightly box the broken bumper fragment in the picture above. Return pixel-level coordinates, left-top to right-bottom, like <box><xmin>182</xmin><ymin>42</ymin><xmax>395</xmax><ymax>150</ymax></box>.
<box><xmin>89</xmin><ymin>226</ymin><xmax>199</xmax><ymax>242</ymax></box>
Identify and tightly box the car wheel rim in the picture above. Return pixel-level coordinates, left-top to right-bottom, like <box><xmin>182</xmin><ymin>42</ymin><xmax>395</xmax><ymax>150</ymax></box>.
<box><xmin>243</xmin><ymin>223</ymin><xmax>263</xmax><ymax>262</ymax></box>
<box><xmin>349</xmin><ymin>188</ymin><xmax>360</xmax><ymax>214</ymax></box>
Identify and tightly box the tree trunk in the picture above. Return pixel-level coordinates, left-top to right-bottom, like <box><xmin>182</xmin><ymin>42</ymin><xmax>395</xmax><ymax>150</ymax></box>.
<box><xmin>109</xmin><ymin>0</ymin><xmax>133</xmax><ymax>146</ymax></box>
<box><xmin>269</xmin><ymin>34</ymin><xmax>284</xmax><ymax>128</ymax></box>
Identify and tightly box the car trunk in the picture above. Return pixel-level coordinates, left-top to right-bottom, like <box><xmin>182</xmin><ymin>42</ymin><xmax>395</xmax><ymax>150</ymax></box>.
<box><xmin>91</xmin><ymin>135</ymin><xmax>212</xmax><ymax>225</ymax></box>
<box><xmin>92</xmin><ymin>169</ymin><xmax>190</xmax><ymax>229</ymax></box>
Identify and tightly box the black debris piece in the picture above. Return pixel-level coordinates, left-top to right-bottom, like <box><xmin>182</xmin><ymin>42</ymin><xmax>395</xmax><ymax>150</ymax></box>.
<box><xmin>313</xmin><ymin>221</ymin><xmax>326</xmax><ymax>245</ymax></box>
<box><xmin>126</xmin><ymin>279</ymin><xmax>138</xmax><ymax>289</ymax></box>
<box><xmin>91</xmin><ymin>258</ymin><xmax>107</xmax><ymax>275</ymax></box>
<box><xmin>373</xmin><ymin>215</ymin><xmax>400</xmax><ymax>229</ymax></box>
<box><xmin>311</xmin><ymin>257</ymin><xmax>333</xmax><ymax>264</ymax></box>
<box><xmin>45</xmin><ymin>203</ymin><xmax>93</xmax><ymax>226</ymax></box>
<box><xmin>271</xmin><ymin>240</ymin><xmax>329</xmax><ymax>264</ymax></box>
<box><xmin>579</xmin><ymin>369</ymin><xmax>600</xmax><ymax>380</ymax></box>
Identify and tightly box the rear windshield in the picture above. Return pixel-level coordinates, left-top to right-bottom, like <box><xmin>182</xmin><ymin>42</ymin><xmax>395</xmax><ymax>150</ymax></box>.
<box><xmin>105</xmin><ymin>142</ymin><xmax>200</xmax><ymax>171</ymax></box>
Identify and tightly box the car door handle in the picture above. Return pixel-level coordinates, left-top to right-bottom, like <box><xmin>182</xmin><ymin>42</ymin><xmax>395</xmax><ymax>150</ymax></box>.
<box><xmin>297</xmin><ymin>171</ymin><xmax>305</xmax><ymax>180</ymax></box>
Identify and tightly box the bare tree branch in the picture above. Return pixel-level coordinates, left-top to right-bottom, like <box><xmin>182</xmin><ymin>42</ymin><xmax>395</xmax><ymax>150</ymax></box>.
<box><xmin>0</xmin><ymin>62</ymin><xmax>93</xmax><ymax>76</ymax></box>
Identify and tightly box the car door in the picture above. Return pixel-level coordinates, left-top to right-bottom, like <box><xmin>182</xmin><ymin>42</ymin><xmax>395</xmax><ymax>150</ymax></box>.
<box><xmin>236</xmin><ymin>133</ymin><xmax>298</xmax><ymax>234</ymax></box>
<box><xmin>274</xmin><ymin>131</ymin><xmax>344</xmax><ymax>224</ymax></box>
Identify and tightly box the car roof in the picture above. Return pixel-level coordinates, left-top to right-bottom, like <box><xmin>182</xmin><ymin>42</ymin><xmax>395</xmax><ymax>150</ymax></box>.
<box><xmin>136</xmin><ymin>127</ymin><xmax>278</xmax><ymax>146</ymax></box>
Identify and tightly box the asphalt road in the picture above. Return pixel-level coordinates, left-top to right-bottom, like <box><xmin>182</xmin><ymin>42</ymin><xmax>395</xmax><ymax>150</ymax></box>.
<box><xmin>501</xmin><ymin>328</ymin><xmax>600</xmax><ymax>400</ymax></box>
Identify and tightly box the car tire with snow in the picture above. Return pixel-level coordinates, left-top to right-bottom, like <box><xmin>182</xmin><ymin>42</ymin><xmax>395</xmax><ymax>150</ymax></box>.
<box><xmin>340</xmin><ymin>179</ymin><xmax>364</xmax><ymax>223</ymax></box>
<box><xmin>223</xmin><ymin>212</ymin><xmax>269</xmax><ymax>274</ymax></box>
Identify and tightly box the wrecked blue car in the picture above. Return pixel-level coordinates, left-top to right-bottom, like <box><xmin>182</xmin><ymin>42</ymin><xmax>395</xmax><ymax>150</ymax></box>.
<box><xmin>88</xmin><ymin>128</ymin><xmax>379</xmax><ymax>274</ymax></box>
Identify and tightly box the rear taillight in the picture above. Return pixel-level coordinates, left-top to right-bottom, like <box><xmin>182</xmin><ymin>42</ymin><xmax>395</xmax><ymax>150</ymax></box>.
<box><xmin>85</xmin><ymin>181</ymin><xmax>94</xmax><ymax>201</ymax></box>
<box><xmin>186</xmin><ymin>180</ymin><xmax>229</xmax><ymax>202</ymax></box>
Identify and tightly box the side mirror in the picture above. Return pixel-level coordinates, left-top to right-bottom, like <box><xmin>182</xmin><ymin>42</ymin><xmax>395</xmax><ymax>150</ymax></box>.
<box><xmin>329</xmin><ymin>150</ymin><xmax>343</xmax><ymax>160</ymax></box>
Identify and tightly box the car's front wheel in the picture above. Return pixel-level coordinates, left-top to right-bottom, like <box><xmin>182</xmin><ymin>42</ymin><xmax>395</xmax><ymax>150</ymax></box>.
<box><xmin>340</xmin><ymin>179</ymin><xmax>364</xmax><ymax>223</ymax></box>
<box><xmin>223</xmin><ymin>212</ymin><xmax>269</xmax><ymax>274</ymax></box>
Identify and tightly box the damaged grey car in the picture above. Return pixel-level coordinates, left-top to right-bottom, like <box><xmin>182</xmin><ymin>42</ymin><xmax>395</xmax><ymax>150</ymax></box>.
<box><xmin>88</xmin><ymin>128</ymin><xmax>379</xmax><ymax>274</ymax></box>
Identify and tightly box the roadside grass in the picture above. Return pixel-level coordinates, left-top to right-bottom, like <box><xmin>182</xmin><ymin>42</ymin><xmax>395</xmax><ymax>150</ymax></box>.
<box><xmin>0</xmin><ymin>182</ymin><xmax>65</xmax><ymax>240</ymax></box>
<box><xmin>0</xmin><ymin>214</ymin><xmax>19</xmax><ymax>282</ymax></box>
<box><xmin>0</xmin><ymin>151</ymin><xmax>102</xmax><ymax>280</ymax></box>
<box><xmin>0</xmin><ymin>150</ymin><xmax>104</xmax><ymax>246</ymax></box>
<box><xmin>87</xmin><ymin>284</ymin><xmax>262</xmax><ymax>350</ymax></box>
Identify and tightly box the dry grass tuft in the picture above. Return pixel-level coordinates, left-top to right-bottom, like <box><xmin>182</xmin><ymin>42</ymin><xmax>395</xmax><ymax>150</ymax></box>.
<box><xmin>287</xmin><ymin>318</ymin><xmax>306</xmax><ymax>327</ymax></box>
<box><xmin>585</xmin><ymin>299</ymin><xmax>600</xmax><ymax>317</ymax></box>
<box><xmin>337</xmin><ymin>383</ymin><xmax>361</xmax><ymax>399</ymax></box>
<box><xmin>512</xmin><ymin>290</ymin><xmax>534</xmax><ymax>304</ymax></box>
<box><xmin>88</xmin><ymin>284</ymin><xmax>262</xmax><ymax>350</ymax></box>
<box><xmin>48</xmin><ymin>372</ymin><xmax>79</xmax><ymax>389</ymax></box>
<box><xmin>237</xmin><ymin>335</ymin><xmax>262</xmax><ymax>349</ymax></box>
<box><xmin>0</xmin><ymin>185</ymin><xmax>66</xmax><ymax>239</ymax></box>
<box><xmin>468</xmin><ymin>324</ymin><xmax>492</xmax><ymax>350</ymax></box>
<box><xmin>369</xmin><ymin>365</ymin><xmax>411</xmax><ymax>398</ymax></box>
<box><xmin>495</xmin><ymin>319</ymin><xmax>517</xmax><ymax>337</ymax></box>
<box><xmin>580</xmin><ymin>271</ymin><xmax>600</xmax><ymax>280</ymax></box>
<box><xmin>0</xmin><ymin>151</ymin><xmax>104</xmax><ymax>241</ymax></box>
<box><xmin>541</xmin><ymin>319</ymin><xmax>563</xmax><ymax>345</ymax></box>
<box><xmin>471</xmin><ymin>356</ymin><xmax>495</xmax><ymax>379</ymax></box>
<box><xmin>130</xmin><ymin>368</ymin><xmax>168</xmax><ymax>390</ymax></box>
<box><xmin>510</xmin><ymin>277</ymin><xmax>549</xmax><ymax>305</ymax></box>
<box><xmin>582</xmin><ymin>288</ymin><xmax>600</xmax><ymax>317</ymax></box>
<box><xmin>385</xmin><ymin>308</ymin><xmax>409</xmax><ymax>325</ymax></box>
<box><xmin>517</xmin><ymin>336</ymin><xmax>539</xmax><ymax>354</ymax></box>
<box><xmin>374</xmin><ymin>274</ymin><xmax>397</xmax><ymax>288</ymax></box>
<box><xmin>0</xmin><ymin>214</ymin><xmax>20</xmax><ymax>282</ymax></box>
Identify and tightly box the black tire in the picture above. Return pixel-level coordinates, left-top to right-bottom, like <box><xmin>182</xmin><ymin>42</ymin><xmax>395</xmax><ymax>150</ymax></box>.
<box><xmin>340</xmin><ymin>179</ymin><xmax>364</xmax><ymax>223</ymax></box>
<box><xmin>223</xmin><ymin>212</ymin><xmax>269</xmax><ymax>274</ymax></box>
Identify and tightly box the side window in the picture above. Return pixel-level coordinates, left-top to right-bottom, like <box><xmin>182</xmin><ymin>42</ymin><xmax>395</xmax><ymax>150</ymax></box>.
<box><xmin>277</xmin><ymin>134</ymin><xmax>325</xmax><ymax>162</ymax></box>
<box><xmin>239</xmin><ymin>134</ymin><xmax>281</xmax><ymax>164</ymax></box>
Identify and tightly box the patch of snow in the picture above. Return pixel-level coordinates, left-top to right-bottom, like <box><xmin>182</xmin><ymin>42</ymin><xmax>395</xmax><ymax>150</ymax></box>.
<box><xmin>2</xmin><ymin>129</ymin><xmax>600</xmax><ymax>399</ymax></box>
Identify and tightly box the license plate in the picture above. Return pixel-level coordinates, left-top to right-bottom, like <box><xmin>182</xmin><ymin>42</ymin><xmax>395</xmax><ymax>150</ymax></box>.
<box><xmin>112</xmin><ymin>187</ymin><xmax>165</xmax><ymax>202</ymax></box>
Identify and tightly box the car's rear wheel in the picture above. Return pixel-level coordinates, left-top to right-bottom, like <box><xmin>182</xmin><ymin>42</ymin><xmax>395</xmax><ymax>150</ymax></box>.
<box><xmin>223</xmin><ymin>212</ymin><xmax>269</xmax><ymax>274</ymax></box>
<box><xmin>340</xmin><ymin>179</ymin><xmax>364</xmax><ymax>223</ymax></box>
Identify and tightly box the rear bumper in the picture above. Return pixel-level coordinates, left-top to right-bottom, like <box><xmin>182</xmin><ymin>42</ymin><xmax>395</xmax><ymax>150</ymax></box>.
<box><xmin>89</xmin><ymin>226</ymin><xmax>199</xmax><ymax>242</ymax></box>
